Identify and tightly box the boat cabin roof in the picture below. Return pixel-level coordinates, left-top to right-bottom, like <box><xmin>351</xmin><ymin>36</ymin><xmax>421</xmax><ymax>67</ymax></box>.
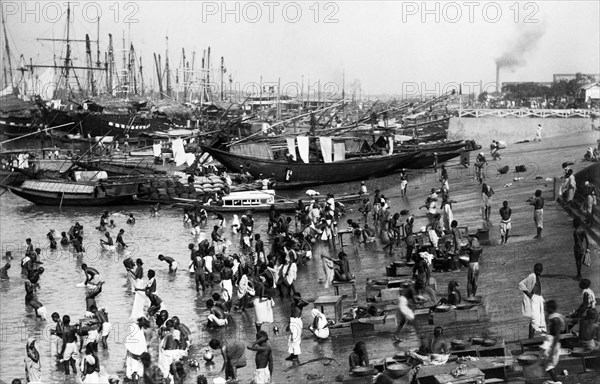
<box><xmin>222</xmin><ymin>189</ymin><xmax>275</xmax><ymax>206</ymax></box>
<box><xmin>222</xmin><ymin>189</ymin><xmax>276</xmax><ymax>202</ymax></box>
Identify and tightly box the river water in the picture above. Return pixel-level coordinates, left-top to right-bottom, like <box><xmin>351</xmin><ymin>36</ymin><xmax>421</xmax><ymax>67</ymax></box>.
<box><xmin>1</xmin><ymin>174</ymin><xmax>422</xmax><ymax>384</ymax></box>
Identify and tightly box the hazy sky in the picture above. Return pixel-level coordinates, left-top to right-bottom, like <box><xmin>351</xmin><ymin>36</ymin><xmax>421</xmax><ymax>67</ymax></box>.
<box><xmin>3</xmin><ymin>0</ymin><xmax>599</xmax><ymax>96</ymax></box>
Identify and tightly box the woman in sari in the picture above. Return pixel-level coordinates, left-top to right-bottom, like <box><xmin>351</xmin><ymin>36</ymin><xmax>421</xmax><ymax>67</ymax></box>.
<box><xmin>25</xmin><ymin>337</ymin><xmax>41</xmax><ymax>383</ymax></box>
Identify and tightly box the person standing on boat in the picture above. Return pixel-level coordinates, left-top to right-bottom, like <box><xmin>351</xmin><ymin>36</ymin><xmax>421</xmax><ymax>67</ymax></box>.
<box><xmin>285</xmin><ymin>167</ymin><xmax>293</xmax><ymax>182</ymax></box>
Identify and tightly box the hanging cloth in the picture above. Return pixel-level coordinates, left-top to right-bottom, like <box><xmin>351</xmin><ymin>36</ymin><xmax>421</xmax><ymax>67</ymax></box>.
<box><xmin>153</xmin><ymin>143</ymin><xmax>162</xmax><ymax>157</ymax></box>
<box><xmin>388</xmin><ymin>136</ymin><xmax>394</xmax><ymax>155</ymax></box>
<box><xmin>333</xmin><ymin>142</ymin><xmax>346</xmax><ymax>162</ymax></box>
<box><xmin>319</xmin><ymin>137</ymin><xmax>333</xmax><ymax>163</ymax></box>
<box><xmin>171</xmin><ymin>138</ymin><xmax>186</xmax><ymax>166</ymax></box>
<box><xmin>297</xmin><ymin>136</ymin><xmax>310</xmax><ymax>164</ymax></box>
<box><xmin>286</xmin><ymin>137</ymin><xmax>297</xmax><ymax>161</ymax></box>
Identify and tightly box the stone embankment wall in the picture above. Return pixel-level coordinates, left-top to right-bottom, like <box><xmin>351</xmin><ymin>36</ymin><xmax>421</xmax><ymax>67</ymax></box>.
<box><xmin>448</xmin><ymin>116</ymin><xmax>596</xmax><ymax>144</ymax></box>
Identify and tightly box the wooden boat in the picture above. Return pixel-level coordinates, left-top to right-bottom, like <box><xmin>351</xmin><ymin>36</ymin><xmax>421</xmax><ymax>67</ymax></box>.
<box><xmin>200</xmin><ymin>143</ymin><xmax>419</xmax><ymax>188</ymax></box>
<box><xmin>0</xmin><ymin>95</ymin><xmax>45</xmax><ymax>138</ymax></box>
<box><xmin>0</xmin><ymin>168</ymin><xmax>30</xmax><ymax>187</ymax></box>
<box><xmin>174</xmin><ymin>189</ymin><xmax>368</xmax><ymax>212</ymax></box>
<box><xmin>2</xmin><ymin>177</ymin><xmax>140</xmax><ymax>206</ymax></box>
<box><xmin>407</xmin><ymin>151</ymin><xmax>463</xmax><ymax>169</ymax></box>
<box><xmin>74</xmin><ymin>159</ymin><xmax>166</xmax><ymax>176</ymax></box>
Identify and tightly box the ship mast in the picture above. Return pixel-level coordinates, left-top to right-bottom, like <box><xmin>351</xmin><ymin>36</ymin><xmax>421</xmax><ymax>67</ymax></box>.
<box><xmin>64</xmin><ymin>3</ymin><xmax>72</xmax><ymax>98</ymax></box>
<box><xmin>96</xmin><ymin>17</ymin><xmax>101</xmax><ymax>68</ymax></box>
<box><xmin>139</xmin><ymin>55</ymin><xmax>144</xmax><ymax>96</ymax></box>
<box><xmin>165</xmin><ymin>35</ymin><xmax>171</xmax><ymax>97</ymax></box>
<box><xmin>154</xmin><ymin>53</ymin><xmax>163</xmax><ymax>99</ymax></box>
<box><xmin>107</xmin><ymin>33</ymin><xmax>114</xmax><ymax>94</ymax></box>
<box><xmin>220</xmin><ymin>56</ymin><xmax>225</xmax><ymax>101</ymax></box>
<box><xmin>85</xmin><ymin>34</ymin><xmax>95</xmax><ymax>96</ymax></box>
<box><xmin>182</xmin><ymin>48</ymin><xmax>187</xmax><ymax>101</ymax></box>
<box><xmin>206</xmin><ymin>46</ymin><xmax>211</xmax><ymax>101</ymax></box>
<box><xmin>2</xmin><ymin>14</ymin><xmax>15</xmax><ymax>89</ymax></box>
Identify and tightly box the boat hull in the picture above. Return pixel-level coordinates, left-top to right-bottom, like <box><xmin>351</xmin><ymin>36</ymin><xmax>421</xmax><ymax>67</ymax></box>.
<box><xmin>406</xmin><ymin>151</ymin><xmax>462</xmax><ymax>168</ymax></box>
<box><xmin>5</xmin><ymin>186</ymin><xmax>134</xmax><ymax>206</ymax></box>
<box><xmin>0</xmin><ymin>116</ymin><xmax>45</xmax><ymax>138</ymax></box>
<box><xmin>45</xmin><ymin>108</ymin><xmax>153</xmax><ymax>138</ymax></box>
<box><xmin>174</xmin><ymin>191</ymin><xmax>368</xmax><ymax>212</ymax></box>
<box><xmin>201</xmin><ymin>146</ymin><xmax>418</xmax><ymax>186</ymax></box>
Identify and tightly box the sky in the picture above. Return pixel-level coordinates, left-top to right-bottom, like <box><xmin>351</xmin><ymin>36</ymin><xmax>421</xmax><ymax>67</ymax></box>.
<box><xmin>2</xmin><ymin>0</ymin><xmax>599</xmax><ymax>96</ymax></box>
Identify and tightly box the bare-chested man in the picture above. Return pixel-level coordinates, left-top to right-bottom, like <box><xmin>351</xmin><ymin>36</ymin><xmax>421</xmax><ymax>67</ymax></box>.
<box><xmin>247</xmin><ymin>331</ymin><xmax>273</xmax><ymax>384</ymax></box>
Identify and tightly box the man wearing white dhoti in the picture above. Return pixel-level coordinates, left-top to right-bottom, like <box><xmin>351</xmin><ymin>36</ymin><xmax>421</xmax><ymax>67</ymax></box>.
<box><xmin>124</xmin><ymin>318</ymin><xmax>149</xmax><ymax>380</ymax></box>
<box><xmin>541</xmin><ymin>300</ymin><xmax>565</xmax><ymax>384</ymax></box>
<box><xmin>519</xmin><ymin>263</ymin><xmax>546</xmax><ymax>338</ymax></box>
<box><xmin>129</xmin><ymin>259</ymin><xmax>146</xmax><ymax>320</ymax></box>
<box><xmin>253</xmin><ymin>278</ymin><xmax>274</xmax><ymax>333</ymax></box>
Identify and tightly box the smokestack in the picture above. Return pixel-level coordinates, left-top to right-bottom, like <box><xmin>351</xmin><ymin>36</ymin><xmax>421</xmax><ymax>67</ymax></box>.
<box><xmin>496</xmin><ymin>65</ymin><xmax>500</xmax><ymax>94</ymax></box>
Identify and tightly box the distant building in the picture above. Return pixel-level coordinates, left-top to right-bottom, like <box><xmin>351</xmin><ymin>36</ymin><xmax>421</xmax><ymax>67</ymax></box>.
<box><xmin>502</xmin><ymin>82</ymin><xmax>553</xmax><ymax>88</ymax></box>
<box><xmin>579</xmin><ymin>82</ymin><xmax>600</xmax><ymax>101</ymax></box>
<box><xmin>553</xmin><ymin>73</ymin><xmax>600</xmax><ymax>82</ymax></box>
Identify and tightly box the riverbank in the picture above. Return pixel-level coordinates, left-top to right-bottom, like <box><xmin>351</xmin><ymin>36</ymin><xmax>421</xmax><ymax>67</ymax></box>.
<box><xmin>0</xmin><ymin>131</ymin><xmax>598</xmax><ymax>384</ymax></box>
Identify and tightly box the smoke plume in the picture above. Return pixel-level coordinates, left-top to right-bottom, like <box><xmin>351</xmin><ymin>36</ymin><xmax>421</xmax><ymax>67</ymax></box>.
<box><xmin>495</xmin><ymin>25</ymin><xmax>546</xmax><ymax>69</ymax></box>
